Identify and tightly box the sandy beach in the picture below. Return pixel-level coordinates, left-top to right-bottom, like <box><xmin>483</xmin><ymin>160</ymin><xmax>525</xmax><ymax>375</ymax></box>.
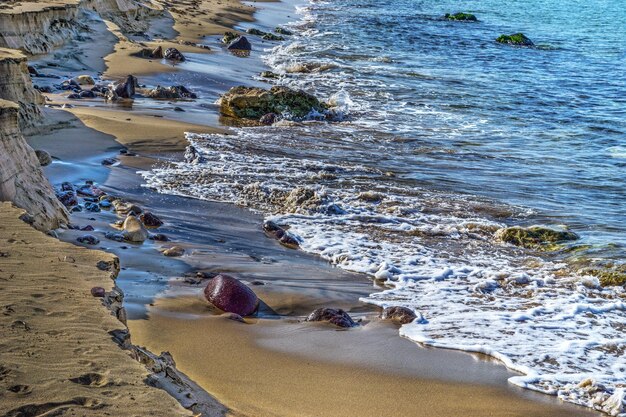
<box><xmin>0</xmin><ymin>0</ymin><xmax>617</xmax><ymax>416</ymax></box>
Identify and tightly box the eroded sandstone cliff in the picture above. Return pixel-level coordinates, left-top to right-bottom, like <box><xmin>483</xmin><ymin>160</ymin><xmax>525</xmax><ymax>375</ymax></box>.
<box><xmin>0</xmin><ymin>99</ymin><xmax>68</xmax><ymax>230</ymax></box>
<box><xmin>0</xmin><ymin>47</ymin><xmax>44</xmax><ymax>129</ymax></box>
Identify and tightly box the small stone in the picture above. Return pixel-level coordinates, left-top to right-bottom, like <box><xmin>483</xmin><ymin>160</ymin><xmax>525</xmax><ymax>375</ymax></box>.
<box><xmin>164</xmin><ymin>48</ymin><xmax>186</xmax><ymax>62</ymax></box>
<box><xmin>91</xmin><ymin>287</ymin><xmax>106</xmax><ymax>297</ymax></box>
<box><xmin>80</xmin><ymin>225</ymin><xmax>94</xmax><ymax>231</ymax></box>
<box><xmin>163</xmin><ymin>246</ymin><xmax>185</xmax><ymax>257</ymax></box>
<box><xmin>101</xmin><ymin>157</ymin><xmax>118</xmax><ymax>166</ymax></box>
<box><xmin>77</xmin><ymin>234</ymin><xmax>100</xmax><ymax>245</ymax></box>
<box><xmin>149</xmin><ymin>233</ymin><xmax>169</xmax><ymax>242</ymax></box>
<box><xmin>306</xmin><ymin>308</ymin><xmax>358</xmax><ymax>328</ymax></box>
<box><xmin>227</xmin><ymin>36</ymin><xmax>252</xmax><ymax>51</ymax></box>
<box><xmin>380</xmin><ymin>306</ymin><xmax>417</xmax><ymax>324</ymax></box>
<box><xmin>56</xmin><ymin>191</ymin><xmax>78</xmax><ymax>207</ymax></box>
<box><xmin>35</xmin><ymin>150</ymin><xmax>52</xmax><ymax>166</ymax></box>
<box><xmin>84</xmin><ymin>202</ymin><xmax>101</xmax><ymax>212</ymax></box>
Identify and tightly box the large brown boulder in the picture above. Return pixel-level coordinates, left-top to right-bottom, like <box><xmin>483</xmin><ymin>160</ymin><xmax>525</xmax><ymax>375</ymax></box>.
<box><xmin>203</xmin><ymin>274</ymin><xmax>259</xmax><ymax>316</ymax></box>
<box><xmin>218</xmin><ymin>86</ymin><xmax>324</xmax><ymax>120</ymax></box>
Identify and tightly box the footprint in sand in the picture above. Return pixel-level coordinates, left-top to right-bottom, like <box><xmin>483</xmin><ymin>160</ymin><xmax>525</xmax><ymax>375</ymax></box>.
<box><xmin>6</xmin><ymin>384</ymin><xmax>32</xmax><ymax>395</ymax></box>
<box><xmin>3</xmin><ymin>397</ymin><xmax>102</xmax><ymax>417</ymax></box>
<box><xmin>69</xmin><ymin>373</ymin><xmax>109</xmax><ymax>388</ymax></box>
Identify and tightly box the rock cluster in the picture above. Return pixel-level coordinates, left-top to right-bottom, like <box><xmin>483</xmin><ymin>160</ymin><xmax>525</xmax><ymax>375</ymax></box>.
<box><xmin>218</xmin><ymin>86</ymin><xmax>324</xmax><ymax>120</ymax></box>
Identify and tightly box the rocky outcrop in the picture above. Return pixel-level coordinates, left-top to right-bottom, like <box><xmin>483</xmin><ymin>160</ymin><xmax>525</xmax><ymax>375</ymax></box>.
<box><xmin>0</xmin><ymin>48</ymin><xmax>44</xmax><ymax>129</ymax></box>
<box><xmin>0</xmin><ymin>99</ymin><xmax>68</xmax><ymax>230</ymax></box>
<box><xmin>495</xmin><ymin>226</ymin><xmax>578</xmax><ymax>250</ymax></box>
<box><xmin>0</xmin><ymin>0</ymin><xmax>163</xmax><ymax>54</ymax></box>
<box><xmin>218</xmin><ymin>86</ymin><xmax>325</xmax><ymax>120</ymax></box>
<box><xmin>444</xmin><ymin>12</ymin><xmax>477</xmax><ymax>21</ymax></box>
<box><xmin>496</xmin><ymin>33</ymin><xmax>534</xmax><ymax>46</ymax></box>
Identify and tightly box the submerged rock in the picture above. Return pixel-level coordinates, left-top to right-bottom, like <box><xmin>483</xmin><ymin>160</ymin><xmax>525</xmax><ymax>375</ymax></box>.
<box><xmin>140</xmin><ymin>212</ymin><xmax>163</xmax><ymax>227</ymax></box>
<box><xmin>162</xmin><ymin>246</ymin><xmax>185</xmax><ymax>257</ymax></box>
<box><xmin>34</xmin><ymin>149</ymin><xmax>52</xmax><ymax>166</ymax></box>
<box><xmin>164</xmin><ymin>48</ymin><xmax>185</xmax><ymax>62</ymax></box>
<box><xmin>121</xmin><ymin>215</ymin><xmax>148</xmax><ymax>242</ymax></box>
<box><xmin>380</xmin><ymin>306</ymin><xmax>417</xmax><ymax>324</ymax></box>
<box><xmin>275</xmin><ymin>27</ymin><xmax>293</xmax><ymax>36</ymax></box>
<box><xmin>222</xmin><ymin>31</ymin><xmax>238</xmax><ymax>44</ymax></box>
<box><xmin>260</xmin><ymin>71</ymin><xmax>279</xmax><ymax>79</ymax></box>
<box><xmin>218</xmin><ymin>86</ymin><xmax>324</xmax><ymax>120</ymax></box>
<box><xmin>495</xmin><ymin>226</ymin><xmax>578</xmax><ymax>250</ymax></box>
<box><xmin>56</xmin><ymin>191</ymin><xmax>78</xmax><ymax>207</ymax></box>
<box><xmin>444</xmin><ymin>12</ymin><xmax>478</xmax><ymax>21</ymax></box>
<box><xmin>496</xmin><ymin>33</ymin><xmax>534</xmax><ymax>46</ymax></box>
<box><xmin>146</xmin><ymin>85</ymin><xmax>197</xmax><ymax>99</ymax></box>
<box><xmin>306</xmin><ymin>308</ymin><xmax>358</xmax><ymax>328</ymax></box>
<box><xmin>227</xmin><ymin>36</ymin><xmax>252</xmax><ymax>51</ymax></box>
<box><xmin>184</xmin><ymin>145</ymin><xmax>207</xmax><ymax>164</ymax></box>
<box><xmin>203</xmin><ymin>274</ymin><xmax>259</xmax><ymax>316</ymax></box>
<box><xmin>77</xmin><ymin>234</ymin><xmax>100</xmax><ymax>245</ymax></box>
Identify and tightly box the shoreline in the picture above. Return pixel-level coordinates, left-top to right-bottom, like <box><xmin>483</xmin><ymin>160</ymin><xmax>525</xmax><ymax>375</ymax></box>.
<box><xmin>0</xmin><ymin>0</ymin><xmax>609</xmax><ymax>416</ymax></box>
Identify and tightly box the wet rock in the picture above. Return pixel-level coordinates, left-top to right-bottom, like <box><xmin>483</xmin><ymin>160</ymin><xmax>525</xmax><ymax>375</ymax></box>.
<box><xmin>79</xmin><ymin>90</ymin><xmax>97</xmax><ymax>98</ymax></box>
<box><xmin>444</xmin><ymin>12</ymin><xmax>478</xmax><ymax>21</ymax></box>
<box><xmin>34</xmin><ymin>85</ymin><xmax>53</xmax><ymax>93</ymax></box>
<box><xmin>204</xmin><ymin>274</ymin><xmax>259</xmax><ymax>316</ymax></box>
<box><xmin>174</xmin><ymin>106</ymin><xmax>185</xmax><ymax>112</ymax></box>
<box><xmin>222</xmin><ymin>31</ymin><xmax>238</xmax><ymax>44</ymax></box>
<box><xmin>218</xmin><ymin>86</ymin><xmax>324</xmax><ymax>120</ymax></box>
<box><xmin>496</xmin><ymin>33</ymin><xmax>534</xmax><ymax>46</ymax></box>
<box><xmin>80</xmin><ymin>225</ymin><xmax>94</xmax><ymax>231</ymax></box>
<box><xmin>380</xmin><ymin>306</ymin><xmax>417</xmax><ymax>324</ymax></box>
<box><xmin>184</xmin><ymin>145</ymin><xmax>207</xmax><ymax>164</ymax></box>
<box><xmin>164</xmin><ymin>48</ymin><xmax>185</xmax><ymax>62</ymax></box>
<box><xmin>71</xmin><ymin>205</ymin><xmax>83</xmax><ymax>213</ymax></box>
<box><xmin>495</xmin><ymin>226</ymin><xmax>578</xmax><ymax>250</ymax></box>
<box><xmin>121</xmin><ymin>215</ymin><xmax>148</xmax><ymax>243</ymax></box>
<box><xmin>77</xmin><ymin>184</ymin><xmax>105</xmax><ymax>198</ymax></box>
<box><xmin>67</xmin><ymin>93</ymin><xmax>81</xmax><ymax>99</ymax></box>
<box><xmin>227</xmin><ymin>36</ymin><xmax>252</xmax><ymax>51</ymax></box>
<box><xmin>260</xmin><ymin>71</ymin><xmax>279</xmax><ymax>79</ymax></box>
<box><xmin>76</xmin><ymin>75</ymin><xmax>95</xmax><ymax>85</ymax></box>
<box><xmin>146</xmin><ymin>85</ymin><xmax>197</xmax><ymax>99</ymax></box>
<box><xmin>279</xmin><ymin>233</ymin><xmax>300</xmax><ymax>249</ymax></box>
<box><xmin>77</xmin><ymin>234</ymin><xmax>100</xmax><ymax>245</ymax></box>
<box><xmin>151</xmin><ymin>46</ymin><xmax>164</xmax><ymax>58</ymax></box>
<box><xmin>162</xmin><ymin>246</ymin><xmax>185</xmax><ymax>257</ymax></box>
<box><xmin>84</xmin><ymin>202</ymin><xmax>101</xmax><ymax>212</ymax></box>
<box><xmin>34</xmin><ymin>149</ymin><xmax>52</xmax><ymax>166</ymax></box>
<box><xmin>263</xmin><ymin>220</ymin><xmax>285</xmax><ymax>239</ymax></box>
<box><xmin>140</xmin><ymin>212</ymin><xmax>163</xmax><ymax>227</ymax></box>
<box><xmin>275</xmin><ymin>27</ymin><xmax>293</xmax><ymax>35</ymax></box>
<box><xmin>27</xmin><ymin>65</ymin><xmax>39</xmax><ymax>76</ymax></box>
<box><xmin>113</xmin><ymin>200</ymin><xmax>142</xmax><ymax>216</ymax></box>
<box><xmin>91</xmin><ymin>287</ymin><xmax>106</xmax><ymax>297</ymax></box>
<box><xmin>259</xmin><ymin>112</ymin><xmax>278</xmax><ymax>125</ymax></box>
<box><xmin>56</xmin><ymin>191</ymin><xmax>78</xmax><ymax>207</ymax></box>
<box><xmin>101</xmin><ymin>157</ymin><xmax>118</xmax><ymax>166</ymax></box>
<box><xmin>246</xmin><ymin>28</ymin><xmax>266</xmax><ymax>36</ymax></box>
<box><xmin>111</xmin><ymin>75</ymin><xmax>138</xmax><ymax>99</ymax></box>
<box><xmin>262</xmin><ymin>33</ymin><xmax>284</xmax><ymax>41</ymax></box>
<box><xmin>149</xmin><ymin>233</ymin><xmax>169</xmax><ymax>242</ymax></box>
<box><xmin>61</xmin><ymin>182</ymin><xmax>74</xmax><ymax>192</ymax></box>
<box><xmin>284</xmin><ymin>187</ymin><xmax>322</xmax><ymax>212</ymax></box>
<box><xmin>104</xmin><ymin>231</ymin><xmax>125</xmax><ymax>242</ymax></box>
<box><xmin>306</xmin><ymin>308</ymin><xmax>358</xmax><ymax>328</ymax></box>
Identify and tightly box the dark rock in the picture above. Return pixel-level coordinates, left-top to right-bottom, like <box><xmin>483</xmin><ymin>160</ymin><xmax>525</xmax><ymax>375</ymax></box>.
<box><xmin>91</xmin><ymin>287</ymin><xmax>106</xmax><ymax>297</ymax></box>
<box><xmin>79</xmin><ymin>90</ymin><xmax>96</xmax><ymax>98</ymax></box>
<box><xmin>275</xmin><ymin>27</ymin><xmax>293</xmax><ymax>35</ymax></box>
<box><xmin>61</xmin><ymin>182</ymin><xmax>74</xmax><ymax>191</ymax></box>
<box><xmin>496</xmin><ymin>33</ymin><xmax>534</xmax><ymax>46</ymax></box>
<box><xmin>67</xmin><ymin>93</ymin><xmax>81</xmax><ymax>99</ymax></box>
<box><xmin>99</xmin><ymin>200</ymin><xmax>112</xmax><ymax>209</ymax></box>
<box><xmin>80</xmin><ymin>225</ymin><xmax>95</xmax><ymax>231</ymax></box>
<box><xmin>263</xmin><ymin>220</ymin><xmax>285</xmax><ymax>239</ymax></box>
<box><xmin>222</xmin><ymin>31</ymin><xmax>238</xmax><ymax>44</ymax></box>
<box><xmin>84</xmin><ymin>202</ymin><xmax>101</xmax><ymax>212</ymax></box>
<box><xmin>56</xmin><ymin>191</ymin><xmax>78</xmax><ymax>207</ymax></box>
<box><xmin>380</xmin><ymin>306</ymin><xmax>417</xmax><ymax>324</ymax></box>
<box><xmin>101</xmin><ymin>157</ymin><xmax>118</xmax><ymax>166</ymax></box>
<box><xmin>151</xmin><ymin>46</ymin><xmax>164</xmax><ymax>58</ymax></box>
<box><xmin>140</xmin><ymin>212</ymin><xmax>163</xmax><ymax>227</ymax></box>
<box><xmin>219</xmin><ymin>85</ymin><xmax>324</xmax><ymax>120</ymax></box>
<box><xmin>77</xmin><ymin>184</ymin><xmax>105</xmax><ymax>197</ymax></box>
<box><xmin>71</xmin><ymin>205</ymin><xmax>83</xmax><ymax>213</ymax></box>
<box><xmin>279</xmin><ymin>233</ymin><xmax>300</xmax><ymax>249</ymax></box>
<box><xmin>146</xmin><ymin>85</ymin><xmax>197</xmax><ymax>99</ymax></box>
<box><xmin>227</xmin><ymin>36</ymin><xmax>252</xmax><ymax>51</ymax></box>
<box><xmin>246</xmin><ymin>28</ymin><xmax>266</xmax><ymax>36</ymax></box>
<box><xmin>113</xmin><ymin>75</ymin><xmax>138</xmax><ymax>99</ymax></box>
<box><xmin>149</xmin><ymin>233</ymin><xmax>169</xmax><ymax>242</ymax></box>
<box><xmin>34</xmin><ymin>149</ymin><xmax>52</xmax><ymax>166</ymax></box>
<box><xmin>27</xmin><ymin>65</ymin><xmax>39</xmax><ymax>76</ymax></box>
<box><xmin>259</xmin><ymin>112</ymin><xmax>278</xmax><ymax>125</ymax></box>
<box><xmin>104</xmin><ymin>231</ymin><xmax>125</xmax><ymax>242</ymax></box>
<box><xmin>173</xmin><ymin>106</ymin><xmax>185</xmax><ymax>112</ymax></box>
<box><xmin>77</xmin><ymin>234</ymin><xmax>100</xmax><ymax>245</ymax></box>
<box><xmin>204</xmin><ymin>274</ymin><xmax>259</xmax><ymax>316</ymax></box>
<box><xmin>164</xmin><ymin>48</ymin><xmax>185</xmax><ymax>62</ymax></box>
<box><xmin>306</xmin><ymin>308</ymin><xmax>358</xmax><ymax>328</ymax></box>
<box><xmin>34</xmin><ymin>85</ymin><xmax>52</xmax><ymax>93</ymax></box>
<box><xmin>444</xmin><ymin>12</ymin><xmax>478</xmax><ymax>21</ymax></box>
<box><xmin>262</xmin><ymin>33</ymin><xmax>284</xmax><ymax>41</ymax></box>
<box><xmin>260</xmin><ymin>71</ymin><xmax>279</xmax><ymax>79</ymax></box>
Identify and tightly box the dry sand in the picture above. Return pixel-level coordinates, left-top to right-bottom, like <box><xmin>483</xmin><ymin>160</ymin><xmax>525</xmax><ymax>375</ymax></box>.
<box><xmin>0</xmin><ymin>202</ymin><xmax>191</xmax><ymax>416</ymax></box>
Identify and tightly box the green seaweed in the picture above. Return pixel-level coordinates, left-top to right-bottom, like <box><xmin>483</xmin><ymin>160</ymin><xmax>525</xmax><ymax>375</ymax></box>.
<box><xmin>222</xmin><ymin>31</ymin><xmax>238</xmax><ymax>44</ymax></box>
<box><xmin>275</xmin><ymin>27</ymin><xmax>293</xmax><ymax>35</ymax></box>
<box><xmin>496</xmin><ymin>226</ymin><xmax>579</xmax><ymax>251</ymax></box>
<box><xmin>444</xmin><ymin>12</ymin><xmax>477</xmax><ymax>22</ymax></box>
<box><xmin>585</xmin><ymin>268</ymin><xmax>626</xmax><ymax>287</ymax></box>
<box><xmin>496</xmin><ymin>33</ymin><xmax>534</xmax><ymax>46</ymax></box>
